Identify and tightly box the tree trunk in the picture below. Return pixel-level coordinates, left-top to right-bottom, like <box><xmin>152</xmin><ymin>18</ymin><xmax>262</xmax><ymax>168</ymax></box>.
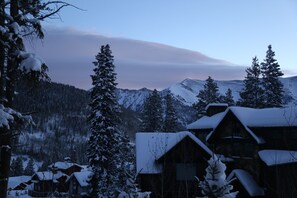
<box><xmin>0</xmin><ymin>0</ymin><xmax>4</xmax><ymax>103</ymax></box>
<box><xmin>0</xmin><ymin>1</ymin><xmax>18</xmax><ymax>197</ymax></box>
<box><xmin>0</xmin><ymin>134</ymin><xmax>11</xmax><ymax>198</ymax></box>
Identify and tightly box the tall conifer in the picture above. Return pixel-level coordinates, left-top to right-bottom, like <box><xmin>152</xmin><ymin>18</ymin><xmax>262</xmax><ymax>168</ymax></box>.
<box><xmin>261</xmin><ymin>45</ymin><xmax>284</xmax><ymax>107</ymax></box>
<box><xmin>163</xmin><ymin>92</ymin><xmax>179</xmax><ymax>132</ymax></box>
<box><xmin>239</xmin><ymin>56</ymin><xmax>264</xmax><ymax>108</ymax></box>
<box><xmin>193</xmin><ymin>76</ymin><xmax>221</xmax><ymax>116</ymax></box>
<box><xmin>141</xmin><ymin>89</ymin><xmax>163</xmax><ymax>131</ymax></box>
<box><xmin>87</xmin><ymin>45</ymin><xmax>128</xmax><ymax>197</ymax></box>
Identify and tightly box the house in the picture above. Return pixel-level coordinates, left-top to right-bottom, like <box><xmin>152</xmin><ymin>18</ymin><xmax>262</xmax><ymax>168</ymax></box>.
<box><xmin>68</xmin><ymin>171</ymin><xmax>92</xmax><ymax>198</ymax></box>
<box><xmin>187</xmin><ymin>104</ymin><xmax>297</xmax><ymax>197</ymax></box>
<box><xmin>28</xmin><ymin>171</ymin><xmax>68</xmax><ymax>197</ymax></box>
<box><xmin>136</xmin><ymin>131</ymin><xmax>212</xmax><ymax>198</ymax></box>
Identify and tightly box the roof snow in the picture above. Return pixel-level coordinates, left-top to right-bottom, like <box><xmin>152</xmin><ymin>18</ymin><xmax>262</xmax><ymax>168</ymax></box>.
<box><xmin>48</xmin><ymin>161</ymin><xmax>81</xmax><ymax>170</ymax></box>
<box><xmin>136</xmin><ymin>131</ymin><xmax>212</xmax><ymax>174</ymax></box>
<box><xmin>258</xmin><ymin>150</ymin><xmax>297</xmax><ymax>166</ymax></box>
<box><xmin>227</xmin><ymin>169</ymin><xmax>265</xmax><ymax>197</ymax></box>
<box><xmin>229</xmin><ymin>106</ymin><xmax>297</xmax><ymax>127</ymax></box>
<box><xmin>33</xmin><ymin>171</ymin><xmax>53</xmax><ymax>181</ymax></box>
<box><xmin>71</xmin><ymin>171</ymin><xmax>92</xmax><ymax>187</ymax></box>
<box><xmin>8</xmin><ymin>176</ymin><xmax>31</xmax><ymax>189</ymax></box>
<box><xmin>189</xmin><ymin>106</ymin><xmax>297</xmax><ymax>131</ymax></box>
<box><xmin>187</xmin><ymin>111</ymin><xmax>226</xmax><ymax>130</ymax></box>
<box><xmin>188</xmin><ymin>106</ymin><xmax>297</xmax><ymax>144</ymax></box>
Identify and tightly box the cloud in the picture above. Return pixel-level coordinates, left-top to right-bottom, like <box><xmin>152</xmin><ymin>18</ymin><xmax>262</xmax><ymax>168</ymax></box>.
<box><xmin>25</xmin><ymin>27</ymin><xmax>246</xmax><ymax>90</ymax></box>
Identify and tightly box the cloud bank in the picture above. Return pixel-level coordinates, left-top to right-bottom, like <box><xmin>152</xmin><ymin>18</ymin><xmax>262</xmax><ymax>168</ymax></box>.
<box><xmin>25</xmin><ymin>27</ymin><xmax>246</xmax><ymax>90</ymax></box>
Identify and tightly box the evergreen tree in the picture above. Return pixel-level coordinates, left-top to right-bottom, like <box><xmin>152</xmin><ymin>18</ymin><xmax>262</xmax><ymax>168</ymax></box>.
<box><xmin>141</xmin><ymin>89</ymin><xmax>163</xmax><ymax>131</ymax></box>
<box><xmin>238</xmin><ymin>56</ymin><xmax>264</xmax><ymax>108</ymax></box>
<box><xmin>261</xmin><ymin>45</ymin><xmax>284</xmax><ymax>107</ymax></box>
<box><xmin>10</xmin><ymin>157</ymin><xmax>24</xmax><ymax>176</ymax></box>
<box><xmin>221</xmin><ymin>89</ymin><xmax>235</xmax><ymax>106</ymax></box>
<box><xmin>198</xmin><ymin>156</ymin><xmax>238</xmax><ymax>198</ymax></box>
<box><xmin>193</xmin><ymin>76</ymin><xmax>221</xmax><ymax>117</ymax></box>
<box><xmin>163</xmin><ymin>92</ymin><xmax>179</xmax><ymax>132</ymax></box>
<box><xmin>24</xmin><ymin>158</ymin><xmax>35</xmax><ymax>176</ymax></box>
<box><xmin>87</xmin><ymin>44</ymin><xmax>130</xmax><ymax>197</ymax></box>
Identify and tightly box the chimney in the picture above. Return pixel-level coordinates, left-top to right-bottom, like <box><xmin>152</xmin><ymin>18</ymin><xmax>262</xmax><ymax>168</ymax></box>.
<box><xmin>205</xmin><ymin>103</ymin><xmax>228</xmax><ymax>116</ymax></box>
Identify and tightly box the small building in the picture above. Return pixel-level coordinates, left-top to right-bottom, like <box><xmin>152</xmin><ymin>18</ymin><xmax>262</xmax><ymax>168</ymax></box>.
<box><xmin>28</xmin><ymin>171</ymin><xmax>68</xmax><ymax>197</ymax></box>
<box><xmin>136</xmin><ymin>131</ymin><xmax>212</xmax><ymax>198</ymax></box>
<box><xmin>68</xmin><ymin>171</ymin><xmax>92</xmax><ymax>198</ymax></box>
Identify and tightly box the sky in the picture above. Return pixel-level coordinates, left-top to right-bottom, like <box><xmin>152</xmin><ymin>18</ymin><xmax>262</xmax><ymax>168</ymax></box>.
<box><xmin>28</xmin><ymin>0</ymin><xmax>297</xmax><ymax>90</ymax></box>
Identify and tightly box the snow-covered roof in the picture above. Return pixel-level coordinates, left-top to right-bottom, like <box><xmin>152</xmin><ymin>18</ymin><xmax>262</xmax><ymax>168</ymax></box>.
<box><xmin>229</xmin><ymin>106</ymin><xmax>297</xmax><ymax>127</ymax></box>
<box><xmin>227</xmin><ymin>169</ymin><xmax>265</xmax><ymax>197</ymax></box>
<box><xmin>136</xmin><ymin>131</ymin><xmax>212</xmax><ymax>174</ymax></box>
<box><xmin>8</xmin><ymin>176</ymin><xmax>31</xmax><ymax>189</ymax></box>
<box><xmin>72</xmin><ymin>171</ymin><xmax>92</xmax><ymax>187</ymax></box>
<box><xmin>258</xmin><ymin>150</ymin><xmax>297</xmax><ymax>166</ymax></box>
<box><xmin>187</xmin><ymin>111</ymin><xmax>226</xmax><ymax>130</ymax></box>
<box><xmin>33</xmin><ymin>171</ymin><xmax>53</xmax><ymax>181</ymax></box>
<box><xmin>48</xmin><ymin>161</ymin><xmax>82</xmax><ymax>170</ymax></box>
<box><xmin>205</xmin><ymin>106</ymin><xmax>297</xmax><ymax>144</ymax></box>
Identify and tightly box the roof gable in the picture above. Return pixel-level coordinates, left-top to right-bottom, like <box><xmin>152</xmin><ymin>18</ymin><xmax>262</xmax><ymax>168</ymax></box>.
<box><xmin>227</xmin><ymin>169</ymin><xmax>264</xmax><ymax>197</ymax></box>
<box><xmin>207</xmin><ymin>110</ymin><xmax>264</xmax><ymax>144</ymax></box>
<box><xmin>72</xmin><ymin>171</ymin><xmax>92</xmax><ymax>187</ymax></box>
<box><xmin>136</xmin><ymin>131</ymin><xmax>212</xmax><ymax>174</ymax></box>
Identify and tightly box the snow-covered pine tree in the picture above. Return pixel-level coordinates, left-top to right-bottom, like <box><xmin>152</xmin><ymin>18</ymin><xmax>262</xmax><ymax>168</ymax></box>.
<box><xmin>193</xmin><ymin>76</ymin><xmax>221</xmax><ymax>117</ymax></box>
<box><xmin>24</xmin><ymin>158</ymin><xmax>35</xmax><ymax>176</ymax></box>
<box><xmin>220</xmin><ymin>89</ymin><xmax>235</xmax><ymax>106</ymax></box>
<box><xmin>261</xmin><ymin>45</ymin><xmax>284</xmax><ymax>107</ymax></box>
<box><xmin>87</xmin><ymin>44</ymin><xmax>131</xmax><ymax>197</ymax></box>
<box><xmin>0</xmin><ymin>1</ymin><xmax>72</xmax><ymax>196</ymax></box>
<box><xmin>198</xmin><ymin>156</ymin><xmax>238</xmax><ymax>198</ymax></box>
<box><xmin>163</xmin><ymin>91</ymin><xmax>179</xmax><ymax>132</ymax></box>
<box><xmin>10</xmin><ymin>156</ymin><xmax>23</xmax><ymax>176</ymax></box>
<box><xmin>238</xmin><ymin>56</ymin><xmax>264</xmax><ymax>108</ymax></box>
<box><xmin>141</xmin><ymin>89</ymin><xmax>163</xmax><ymax>132</ymax></box>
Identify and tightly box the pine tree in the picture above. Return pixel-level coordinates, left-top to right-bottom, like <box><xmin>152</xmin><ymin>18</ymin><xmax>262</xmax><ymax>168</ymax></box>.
<box><xmin>238</xmin><ymin>56</ymin><xmax>264</xmax><ymax>108</ymax></box>
<box><xmin>261</xmin><ymin>45</ymin><xmax>284</xmax><ymax>107</ymax></box>
<box><xmin>193</xmin><ymin>76</ymin><xmax>221</xmax><ymax>117</ymax></box>
<box><xmin>198</xmin><ymin>156</ymin><xmax>238</xmax><ymax>198</ymax></box>
<box><xmin>10</xmin><ymin>157</ymin><xmax>24</xmax><ymax>176</ymax></box>
<box><xmin>221</xmin><ymin>89</ymin><xmax>235</xmax><ymax>106</ymax></box>
<box><xmin>87</xmin><ymin>44</ymin><xmax>130</xmax><ymax>197</ymax></box>
<box><xmin>24</xmin><ymin>158</ymin><xmax>35</xmax><ymax>176</ymax></box>
<box><xmin>141</xmin><ymin>89</ymin><xmax>163</xmax><ymax>131</ymax></box>
<box><xmin>163</xmin><ymin>92</ymin><xmax>179</xmax><ymax>132</ymax></box>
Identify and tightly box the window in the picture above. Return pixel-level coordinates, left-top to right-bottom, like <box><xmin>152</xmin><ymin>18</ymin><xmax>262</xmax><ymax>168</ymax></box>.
<box><xmin>176</xmin><ymin>163</ymin><xmax>196</xmax><ymax>181</ymax></box>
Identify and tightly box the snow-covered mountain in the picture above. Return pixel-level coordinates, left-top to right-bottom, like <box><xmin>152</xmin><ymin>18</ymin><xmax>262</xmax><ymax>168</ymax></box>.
<box><xmin>118</xmin><ymin>76</ymin><xmax>297</xmax><ymax>110</ymax></box>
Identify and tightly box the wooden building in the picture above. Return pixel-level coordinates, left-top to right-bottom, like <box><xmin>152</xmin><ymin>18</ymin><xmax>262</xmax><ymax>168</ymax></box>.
<box><xmin>136</xmin><ymin>131</ymin><xmax>212</xmax><ymax>198</ymax></box>
<box><xmin>68</xmin><ymin>171</ymin><xmax>92</xmax><ymax>198</ymax></box>
<box><xmin>187</xmin><ymin>104</ymin><xmax>297</xmax><ymax>197</ymax></box>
